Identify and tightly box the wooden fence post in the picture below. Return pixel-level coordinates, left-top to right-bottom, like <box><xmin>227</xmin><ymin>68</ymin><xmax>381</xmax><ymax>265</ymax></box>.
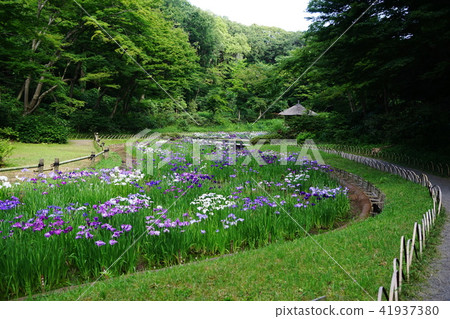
<box><xmin>90</xmin><ymin>152</ymin><xmax>96</xmax><ymax>164</ymax></box>
<box><xmin>38</xmin><ymin>159</ymin><xmax>44</xmax><ymax>173</ymax></box>
<box><xmin>53</xmin><ymin>158</ymin><xmax>59</xmax><ymax>173</ymax></box>
<box><xmin>104</xmin><ymin>148</ymin><xmax>109</xmax><ymax>159</ymax></box>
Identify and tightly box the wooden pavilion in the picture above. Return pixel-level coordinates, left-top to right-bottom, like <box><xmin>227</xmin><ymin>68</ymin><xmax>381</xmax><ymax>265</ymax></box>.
<box><xmin>279</xmin><ymin>101</ymin><xmax>318</xmax><ymax>116</ymax></box>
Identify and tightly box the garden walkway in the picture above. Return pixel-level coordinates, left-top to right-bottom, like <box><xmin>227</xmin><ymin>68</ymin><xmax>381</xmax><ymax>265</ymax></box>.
<box><xmin>411</xmin><ymin>171</ymin><xmax>450</xmax><ymax>300</ymax></box>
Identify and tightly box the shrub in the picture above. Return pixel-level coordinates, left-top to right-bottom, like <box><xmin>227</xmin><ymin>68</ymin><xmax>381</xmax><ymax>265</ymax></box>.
<box><xmin>0</xmin><ymin>139</ymin><xmax>13</xmax><ymax>164</ymax></box>
<box><xmin>176</xmin><ymin>119</ymin><xmax>190</xmax><ymax>132</ymax></box>
<box><xmin>268</xmin><ymin>119</ymin><xmax>286</xmax><ymax>133</ymax></box>
<box><xmin>69</xmin><ymin>109</ymin><xmax>117</xmax><ymax>134</ymax></box>
<box><xmin>116</xmin><ymin>113</ymin><xmax>157</xmax><ymax>133</ymax></box>
<box><xmin>149</xmin><ymin>112</ymin><xmax>177</xmax><ymax>128</ymax></box>
<box><xmin>296</xmin><ymin>131</ymin><xmax>316</xmax><ymax>144</ymax></box>
<box><xmin>0</xmin><ymin>89</ymin><xmax>21</xmax><ymax>129</ymax></box>
<box><xmin>213</xmin><ymin>114</ymin><xmax>232</xmax><ymax>127</ymax></box>
<box><xmin>249</xmin><ymin>118</ymin><xmax>284</xmax><ymax>132</ymax></box>
<box><xmin>17</xmin><ymin>115</ymin><xmax>69</xmax><ymax>144</ymax></box>
<box><xmin>0</xmin><ymin>127</ymin><xmax>19</xmax><ymax>140</ymax></box>
<box><xmin>197</xmin><ymin>111</ymin><xmax>213</xmax><ymax>120</ymax></box>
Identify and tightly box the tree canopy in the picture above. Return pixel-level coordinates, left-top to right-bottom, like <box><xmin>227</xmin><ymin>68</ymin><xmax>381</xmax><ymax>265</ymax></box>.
<box><xmin>277</xmin><ymin>0</ymin><xmax>450</xmax><ymax>147</ymax></box>
<box><xmin>0</xmin><ymin>0</ymin><xmax>448</xmax><ymax>149</ymax></box>
<box><xmin>0</xmin><ymin>0</ymin><xmax>302</xmax><ymax>133</ymax></box>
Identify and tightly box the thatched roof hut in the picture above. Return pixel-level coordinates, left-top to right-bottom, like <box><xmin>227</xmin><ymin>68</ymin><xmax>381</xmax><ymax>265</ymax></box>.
<box><xmin>279</xmin><ymin>102</ymin><xmax>318</xmax><ymax>116</ymax></box>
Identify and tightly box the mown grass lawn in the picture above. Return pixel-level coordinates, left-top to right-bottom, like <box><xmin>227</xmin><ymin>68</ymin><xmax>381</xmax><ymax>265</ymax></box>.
<box><xmin>27</xmin><ymin>150</ymin><xmax>439</xmax><ymax>301</ymax></box>
<box><xmin>4</xmin><ymin>140</ymin><xmax>96</xmax><ymax>168</ymax></box>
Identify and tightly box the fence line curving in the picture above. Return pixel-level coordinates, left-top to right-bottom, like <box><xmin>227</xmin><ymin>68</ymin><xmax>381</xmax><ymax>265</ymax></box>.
<box><xmin>318</xmin><ymin>146</ymin><xmax>443</xmax><ymax>301</ymax></box>
<box><xmin>319</xmin><ymin>144</ymin><xmax>449</xmax><ymax>177</ymax></box>
<box><xmin>327</xmin><ymin>166</ymin><xmax>386</xmax><ymax>215</ymax></box>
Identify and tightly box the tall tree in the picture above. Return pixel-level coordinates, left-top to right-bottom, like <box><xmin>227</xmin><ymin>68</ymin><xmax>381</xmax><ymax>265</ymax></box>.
<box><xmin>0</xmin><ymin>0</ymin><xmax>198</xmax><ymax>118</ymax></box>
<box><xmin>280</xmin><ymin>0</ymin><xmax>450</xmax><ymax>144</ymax></box>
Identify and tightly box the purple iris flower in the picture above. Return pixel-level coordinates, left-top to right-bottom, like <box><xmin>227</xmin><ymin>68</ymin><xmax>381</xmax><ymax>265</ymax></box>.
<box><xmin>121</xmin><ymin>224</ymin><xmax>132</xmax><ymax>232</ymax></box>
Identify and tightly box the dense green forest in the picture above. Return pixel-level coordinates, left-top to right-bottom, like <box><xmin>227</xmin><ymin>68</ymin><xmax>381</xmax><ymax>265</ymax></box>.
<box><xmin>0</xmin><ymin>0</ymin><xmax>449</xmax><ymax>149</ymax></box>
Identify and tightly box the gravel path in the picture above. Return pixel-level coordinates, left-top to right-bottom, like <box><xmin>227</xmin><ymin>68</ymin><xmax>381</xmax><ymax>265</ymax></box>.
<box><xmin>413</xmin><ymin>172</ymin><xmax>450</xmax><ymax>300</ymax></box>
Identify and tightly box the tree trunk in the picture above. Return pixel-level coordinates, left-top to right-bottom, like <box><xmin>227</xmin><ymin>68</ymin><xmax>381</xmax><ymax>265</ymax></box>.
<box><xmin>21</xmin><ymin>0</ymin><xmax>54</xmax><ymax>115</ymax></box>
<box><xmin>23</xmin><ymin>60</ymin><xmax>57</xmax><ymax>115</ymax></box>
<box><xmin>37</xmin><ymin>0</ymin><xmax>50</xmax><ymax>20</ymax></box>
<box><xmin>361</xmin><ymin>92</ymin><xmax>367</xmax><ymax>115</ymax></box>
<box><xmin>110</xmin><ymin>97</ymin><xmax>123</xmax><ymax>119</ymax></box>
<box><xmin>69</xmin><ymin>61</ymin><xmax>82</xmax><ymax>102</ymax></box>
<box><xmin>17</xmin><ymin>85</ymin><xmax>25</xmax><ymax>101</ymax></box>
<box><xmin>123</xmin><ymin>84</ymin><xmax>137</xmax><ymax>115</ymax></box>
<box><xmin>383</xmin><ymin>85</ymin><xmax>389</xmax><ymax>114</ymax></box>
<box><xmin>95</xmin><ymin>88</ymin><xmax>108</xmax><ymax>109</ymax></box>
<box><xmin>347</xmin><ymin>91</ymin><xmax>355</xmax><ymax>112</ymax></box>
<box><xmin>21</xmin><ymin>2</ymin><xmax>80</xmax><ymax>115</ymax></box>
<box><xmin>23</xmin><ymin>76</ymin><xmax>31</xmax><ymax>113</ymax></box>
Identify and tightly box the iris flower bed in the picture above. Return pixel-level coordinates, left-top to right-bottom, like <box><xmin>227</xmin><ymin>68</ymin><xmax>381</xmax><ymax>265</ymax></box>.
<box><xmin>0</xmin><ymin>139</ymin><xmax>349</xmax><ymax>299</ymax></box>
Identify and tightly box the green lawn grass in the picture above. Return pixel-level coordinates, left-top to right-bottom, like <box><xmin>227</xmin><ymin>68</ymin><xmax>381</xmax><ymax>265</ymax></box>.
<box><xmin>5</xmin><ymin>140</ymin><xmax>96</xmax><ymax>168</ymax></box>
<box><xmin>27</xmin><ymin>150</ymin><xmax>440</xmax><ymax>301</ymax></box>
<box><xmin>94</xmin><ymin>152</ymin><xmax>122</xmax><ymax>169</ymax></box>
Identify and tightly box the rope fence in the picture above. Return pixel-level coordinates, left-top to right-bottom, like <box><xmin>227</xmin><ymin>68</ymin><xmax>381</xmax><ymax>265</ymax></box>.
<box><xmin>318</xmin><ymin>146</ymin><xmax>443</xmax><ymax>301</ymax></box>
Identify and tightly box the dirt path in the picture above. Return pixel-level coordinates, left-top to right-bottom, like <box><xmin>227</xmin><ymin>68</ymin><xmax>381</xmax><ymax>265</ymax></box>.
<box><xmin>109</xmin><ymin>143</ymin><xmax>128</xmax><ymax>168</ymax></box>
